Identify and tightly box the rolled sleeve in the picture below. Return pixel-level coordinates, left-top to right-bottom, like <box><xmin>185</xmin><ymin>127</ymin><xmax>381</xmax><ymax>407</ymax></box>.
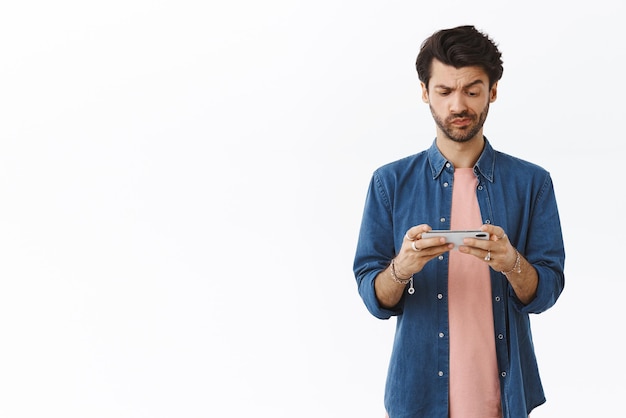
<box><xmin>356</xmin><ymin>268</ymin><xmax>403</xmax><ymax>319</ymax></box>
<box><xmin>512</xmin><ymin>173</ymin><xmax>565</xmax><ymax>314</ymax></box>
<box><xmin>516</xmin><ymin>264</ymin><xmax>564</xmax><ymax>314</ymax></box>
<box><xmin>353</xmin><ymin>170</ymin><xmax>403</xmax><ymax>319</ymax></box>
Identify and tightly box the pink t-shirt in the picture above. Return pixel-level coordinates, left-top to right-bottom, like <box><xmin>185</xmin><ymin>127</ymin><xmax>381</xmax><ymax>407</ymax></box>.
<box><xmin>448</xmin><ymin>168</ymin><xmax>502</xmax><ymax>418</ymax></box>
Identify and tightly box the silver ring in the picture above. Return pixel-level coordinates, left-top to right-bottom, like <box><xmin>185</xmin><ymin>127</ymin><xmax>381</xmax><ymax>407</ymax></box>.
<box><xmin>484</xmin><ymin>250</ymin><xmax>491</xmax><ymax>261</ymax></box>
<box><xmin>411</xmin><ymin>241</ymin><xmax>420</xmax><ymax>252</ymax></box>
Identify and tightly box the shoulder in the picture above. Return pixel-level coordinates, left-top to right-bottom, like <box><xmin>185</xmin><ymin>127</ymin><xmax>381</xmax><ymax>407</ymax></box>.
<box><xmin>495</xmin><ymin>150</ymin><xmax>550</xmax><ymax>176</ymax></box>
<box><xmin>374</xmin><ymin>150</ymin><xmax>429</xmax><ymax>178</ymax></box>
<box><xmin>493</xmin><ymin>150</ymin><xmax>556</xmax><ymax>199</ymax></box>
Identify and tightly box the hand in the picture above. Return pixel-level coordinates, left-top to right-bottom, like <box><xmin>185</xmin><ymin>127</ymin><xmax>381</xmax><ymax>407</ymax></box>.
<box><xmin>394</xmin><ymin>224</ymin><xmax>454</xmax><ymax>278</ymax></box>
<box><xmin>458</xmin><ymin>224</ymin><xmax>517</xmax><ymax>272</ymax></box>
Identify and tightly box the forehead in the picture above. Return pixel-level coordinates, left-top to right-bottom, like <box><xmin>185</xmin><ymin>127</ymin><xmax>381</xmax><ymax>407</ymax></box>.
<box><xmin>429</xmin><ymin>59</ymin><xmax>489</xmax><ymax>89</ymax></box>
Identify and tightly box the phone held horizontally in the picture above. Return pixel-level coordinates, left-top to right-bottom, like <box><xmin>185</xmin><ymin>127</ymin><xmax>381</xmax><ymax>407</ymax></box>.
<box><xmin>420</xmin><ymin>230</ymin><xmax>490</xmax><ymax>250</ymax></box>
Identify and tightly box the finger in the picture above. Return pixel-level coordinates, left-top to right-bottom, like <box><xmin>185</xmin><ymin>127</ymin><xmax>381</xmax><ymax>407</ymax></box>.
<box><xmin>481</xmin><ymin>224</ymin><xmax>506</xmax><ymax>242</ymax></box>
<box><xmin>406</xmin><ymin>230</ymin><xmax>450</xmax><ymax>252</ymax></box>
<box><xmin>459</xmin><ymin>245</ymin><xmax>490</xmax><ymax>261</ymax></box>
<box><xmin>405</xmin><ymin>224</ymin><xmax>432</xmax><ymax>241</ymax></box>
<box><xmin>409</xmin><ymin>239</ymin><xmax>448</xmax><ymax>253</ymax></box>
<box><xmin>415</xmin><ymin>238</ymin><xmax>452</xmax><ymax>252</ymax></box>
<box><xmin>461</xmin><ymin>234</ymin><xmax>490</xmax><ymax>250</ymax></box>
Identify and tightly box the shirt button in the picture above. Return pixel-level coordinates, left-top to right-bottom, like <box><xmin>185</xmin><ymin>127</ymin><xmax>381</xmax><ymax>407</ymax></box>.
<box><xmin>477</xmin><ymin>185</ymin><xmax>483</xmax><ymax>190</ymax></box>
<box><xmin>438</xmin><ymin>255</ymin><xmax>444</xmax><ymax>260</ymax></box>
<box><xmin>438</xmin><ymin>371</ymin><xmax>444</xmax><ymax>377</ymax></box>
<box><xmin>445</xmin><ymin>163</ymin><xmax>451</xmax><ymax>168</ymax></box>
<box><xmin>495</xmin><ymin>296</ymin><xmax>501</xmax><ymax>302</ymax></box>
<box><xmin>437</xmin><ymin>293</ymin><xmax>443</xmax><ymax>300</ymax></box>
<box><xmin>439</xmin><ymin>332</ymin><xmax>444</xmax><ymax>338</ymax></box>
<box><xmin>440</xmin><ymin>217</ymin><xmax>446</xmax><ymax>223</ymax></box>
<box><xmin>498</xmin><ymin>334</ymin><xmax>504</xmax><ymax>340</ymax></box>
<box><xmin>501</xmin><ymin>371</ymin><xmax>507</xmax><ymax>378</ymax></box>
<box><xmin>485</xmin><ymin>219</ymin><xmax>491</xmax><ymax>224</ymax></box>
<box><xmin>443</xmin><ymin>182</ymin><xmax>449</xmax><ymax>187</ymax></box>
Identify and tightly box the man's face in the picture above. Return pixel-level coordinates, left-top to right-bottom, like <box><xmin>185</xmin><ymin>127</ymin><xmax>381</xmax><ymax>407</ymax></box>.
<box><xmin>421</xmin><ymin>60</ymin><xmax>497</xmax><ymax>143</ymax></box>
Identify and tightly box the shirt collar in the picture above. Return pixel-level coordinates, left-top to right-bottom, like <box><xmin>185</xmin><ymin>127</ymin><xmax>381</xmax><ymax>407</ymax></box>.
<box><xmin>427</xmin><ymin>137</ymin><xmax>496</xmax><ymax>183</ymax></box>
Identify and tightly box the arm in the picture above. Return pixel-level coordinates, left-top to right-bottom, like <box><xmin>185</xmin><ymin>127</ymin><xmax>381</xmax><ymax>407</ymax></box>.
<box><xmin>353</xmin><ymin>171</ymin><xmax>452</xmax><ymax>316</ymax></box>
<box><xmin>374</xmin><ymin>226</ymin><xmax>452</xmax><ymax>308</ymax></box>
<box><xmin>460</xmin><ymin>173</ymin><xmax>565</xmax><ymax>310</ymax></box>
<box><xmin>459</xmin><ymin>226</ymin><xmax>538</xmax><ymax>305</ymax></box>
<box><xmin>500</xmin><ymin>247</ymin><xmax>538</xmax><ymax>305</ymax></box>
<box><xmin>374</xmin><ymin>264</ymin><xmax>411</xmax><ymax>309</ymax></box>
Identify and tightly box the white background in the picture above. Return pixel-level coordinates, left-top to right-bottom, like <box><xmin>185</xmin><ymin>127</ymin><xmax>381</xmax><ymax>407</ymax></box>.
<box><xmin>0</xmin><ymin>1</ymin><xmax>623</xmax><ymax>417</ymax></box>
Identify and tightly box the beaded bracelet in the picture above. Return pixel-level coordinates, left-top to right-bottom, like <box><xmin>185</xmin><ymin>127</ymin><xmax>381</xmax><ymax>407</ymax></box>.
<box><xmin>501</xmin><ymin>249</ymin><xmax>522</xmax><ymax>276</ymax></box>
<box><xmin>390</xmin><ymin>259</ymin><xmax>412</xmax><ymax>285</ymax></box>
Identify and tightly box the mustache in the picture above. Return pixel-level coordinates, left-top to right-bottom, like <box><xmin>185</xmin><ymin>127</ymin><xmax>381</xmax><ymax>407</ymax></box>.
<box><xmin>446</xmin><ymin>111</ymin><xmax>475</xmax><ymax>123</ymax></box>
<box><xmin>449</xmin><ymin>111</ymin><xmax>472</xmax><ymax>119</ymax></box>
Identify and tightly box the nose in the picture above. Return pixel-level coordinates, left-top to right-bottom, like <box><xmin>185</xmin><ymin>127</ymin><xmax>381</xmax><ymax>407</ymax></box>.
<box><xmin>449</xmin><ymin>92</ymin><xmax>468</xmax><ymax>115</ymax></box>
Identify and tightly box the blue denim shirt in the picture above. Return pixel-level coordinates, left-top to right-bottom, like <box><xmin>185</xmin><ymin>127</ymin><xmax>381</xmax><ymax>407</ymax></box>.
<box><xmin>353</xmin><ymin>139</ymin><xmax>565</xmax><ymax>418</ymax></box>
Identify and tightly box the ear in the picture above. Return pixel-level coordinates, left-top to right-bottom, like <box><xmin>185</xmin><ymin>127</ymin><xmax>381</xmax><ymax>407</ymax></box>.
<box><xmin>490</xmin><ymin>82</ymin><xmax>498</xmax><ymax>103</ymax></box>
<box><xmin>420</xmin><ymin>82</ymin><xmax>429</xmax><ymax>103</ymax></box>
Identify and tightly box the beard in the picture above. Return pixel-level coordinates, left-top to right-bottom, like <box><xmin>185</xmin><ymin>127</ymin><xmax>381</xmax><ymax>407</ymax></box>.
<box><xmin>430</xmin><ymin>102</ymin><xmax>490</xmax><ymax>143</ymax></box>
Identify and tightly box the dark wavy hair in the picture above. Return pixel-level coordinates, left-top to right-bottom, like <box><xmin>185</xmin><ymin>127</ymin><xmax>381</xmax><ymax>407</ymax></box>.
<box><xmin>415</xmin><ymin>25</ymin><xmax>503</xmax><ymax>89</ymax></box>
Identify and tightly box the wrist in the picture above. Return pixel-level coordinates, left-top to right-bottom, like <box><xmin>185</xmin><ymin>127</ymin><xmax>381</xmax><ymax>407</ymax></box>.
<box><xmin>389</xmin><ymin>259</ymin><xmax>412</xmax><ymax>285</ymax></box>
<box><xmin>501</xmin><ymin>249</ymin><xmax>522</xmax><ymax>276</ymax></box>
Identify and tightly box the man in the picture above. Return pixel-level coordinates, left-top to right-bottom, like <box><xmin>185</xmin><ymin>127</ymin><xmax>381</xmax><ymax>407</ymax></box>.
<box><xmin>353</xmin><ymin>25</ymin><xmax>565</xmax><ymax>418</ymax></box>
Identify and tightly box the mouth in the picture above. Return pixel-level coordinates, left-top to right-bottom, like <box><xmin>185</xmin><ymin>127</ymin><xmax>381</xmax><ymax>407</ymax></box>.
<box><xmin>450</xmin><ymin>118</ymin><xmax>472</xmax><ymax>127</ymax></box>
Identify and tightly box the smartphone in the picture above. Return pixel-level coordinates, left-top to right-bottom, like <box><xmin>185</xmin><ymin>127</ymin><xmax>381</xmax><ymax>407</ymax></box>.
<box><xmin>420</xmin><ymin>230</ymin><xmax>490</xmax><ymax>249</ymax></box>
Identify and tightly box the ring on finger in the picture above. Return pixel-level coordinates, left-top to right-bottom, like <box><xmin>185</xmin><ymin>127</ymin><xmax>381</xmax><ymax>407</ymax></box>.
<box><xmin>484</xmin><ymin>250</ymin><xmax>491</xmax><ymax>261</ymax></box>
<box><xmin>411</xmin><ymin>241</ymin><xmax>420</xmax><ymax>252</ymax></box>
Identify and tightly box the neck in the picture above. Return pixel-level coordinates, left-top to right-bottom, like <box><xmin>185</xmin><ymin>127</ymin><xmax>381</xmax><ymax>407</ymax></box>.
<box><xmin>435</xmin><ymin>132</ymin><xmax>485</xmax><ymax>168</ymax></box>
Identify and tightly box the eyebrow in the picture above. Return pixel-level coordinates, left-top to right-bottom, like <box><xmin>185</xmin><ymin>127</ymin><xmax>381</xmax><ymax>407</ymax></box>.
<box><xmin>434</xmin><ymin>79</ymin><xmax>485</xmax><ymax>90</ymax></box>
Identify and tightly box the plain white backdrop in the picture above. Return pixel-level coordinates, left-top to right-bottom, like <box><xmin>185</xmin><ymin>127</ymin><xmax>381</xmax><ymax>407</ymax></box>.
<box><xmin>0</xmin><ymin>1</ymin><xmax>623</xmax><ymax>417</ymax></box>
